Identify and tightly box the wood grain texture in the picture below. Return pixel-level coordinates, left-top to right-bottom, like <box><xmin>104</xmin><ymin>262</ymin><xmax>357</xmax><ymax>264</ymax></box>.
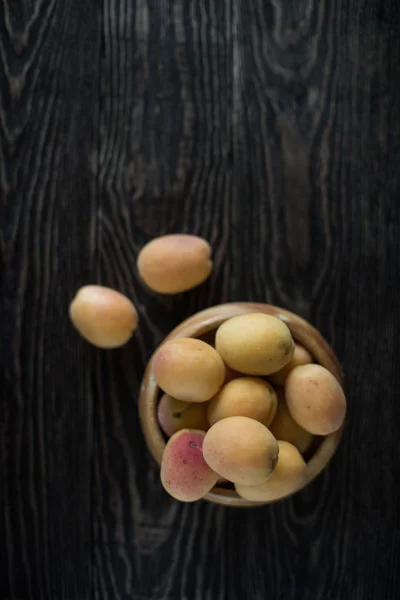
<box><xmin>1</xmin><ymin>1</ymin><xmax>399</xmax><ymax>599</ymax></box>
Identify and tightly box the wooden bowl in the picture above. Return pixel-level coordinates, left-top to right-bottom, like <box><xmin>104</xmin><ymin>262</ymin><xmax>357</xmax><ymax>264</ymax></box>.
<box><xmin>139</xmin><ymin>303</ymin><xmax>345</xmax><ymax>507</ymax></box>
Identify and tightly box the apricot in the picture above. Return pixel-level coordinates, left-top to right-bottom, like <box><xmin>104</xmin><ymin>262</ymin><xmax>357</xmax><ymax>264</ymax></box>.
<box><xmin>137</xmin><ymin>234</ymin><xmax>212</xmax><ymax>294</ymax></box>
<box><xmin>269</xmin><ymin>344</ymin><xmax>313</xmax><ymax>387</ymax></box>
<box><xmin>207</xmin><ymin>377</ymin><xmax>277</xmax><ymax>427</ymax></box>
<box><xmin>153</xmin><ymin>337</ymin><xmax>225</xmax><ymax>402</ymax></box>
<box><xmin>215</xmin><ymin>313</ymin><xmax>294</xmax><ymax>375</ymax></box>
<box><xmin>69</xmin><ymin>285</ymin><xmax>138</xmax><ymax>348</ymax></box>
<box><xmin>203</xmin><ymin>416</ymin><xmax>279</xmax><ymax>485</ymax></box>
<box><xmin>235</xmin><ymin>441</ymin><xmax>306</xmax><ymax>502</ymax></box>
<box><xmin>269</xmin><ymin>390</ymin><xmax>313</xmax><ymax>454</ymax></box>
<box><xmin>157</xmin><ymin>394</ymin><xmax>209</xmax><ymax>437</ymax></box>
<box><xmin>161</xmin><ymin>430</ymin><xmax>218</xmax><ymax>502</ymax></box>
<box><xmin>285</xmin><ymin>364</ymin><xmax>346</xmax><ymax>435</ymax></box>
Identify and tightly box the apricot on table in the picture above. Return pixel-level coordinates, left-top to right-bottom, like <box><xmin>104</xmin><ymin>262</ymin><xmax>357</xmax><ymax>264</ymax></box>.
<box><xmin>207</xmin><ymin>377</ymin><xmax>277</xmax><ymax>427</ymax></box>
<box><xmin>161</xmin><ymin>429</ymin><xmax>218</xmax><ymax>502</ymax></box>
<box><xmin>69</xmin><ymin>285</ymin><xmax>138</xmax><ymax>349</ymax></box>
<box><xmin>157</xmin><ymin>394</ymin><xmax>209</xmax><ymax>437</ymax></box>
<box><xmin>215</xmin><ymin>313</ymin><xmax>294</xmax><ymax>376</ymax></box>
<box><xmin>285</xmin><ymin>364</ymin><xmax>346</xmax><ymax>435</ymax></box>
<box><xmin>137</xmin><ymin>234</ymin><xmax>213</xmax><ymax>294</ymax></box>
<box><xmin>235</xmin><ymin>440</ymin><xmax>306</xmax><ymax>502</ymax></box>
<box><xmin>203</xmin><ymin>416</ymin><xmax>279</xmax><ymax>486</ymax></box>
<box><xmin>153</xmin><ymin>337</ymin><xmax>225</xmax><ymax>402</ymax></box>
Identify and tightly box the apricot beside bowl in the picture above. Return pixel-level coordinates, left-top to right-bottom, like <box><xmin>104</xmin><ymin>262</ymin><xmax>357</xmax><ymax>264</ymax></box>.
<box><xmin>139</xmin><ymin>303</ymin><xmax>344</xmax><ymax>507</ymax></box>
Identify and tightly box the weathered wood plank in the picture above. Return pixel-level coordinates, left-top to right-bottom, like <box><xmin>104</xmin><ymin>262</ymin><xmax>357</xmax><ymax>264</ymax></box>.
<box><xmin>0</xmin><ymin>1</ymin><xmax>101</xmax><ymax>598</ymax></box>
<box><xmin>1</xmin><ymin>1</ymin><xmax>399</xmax><ymax>599</ymax></box>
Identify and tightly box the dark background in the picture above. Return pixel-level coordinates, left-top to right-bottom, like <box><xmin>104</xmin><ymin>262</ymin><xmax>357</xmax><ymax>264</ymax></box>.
<box><xmin>1</xmin><ymin>1</ymin><xmax>400</xmax><ymax>599</ymax></box>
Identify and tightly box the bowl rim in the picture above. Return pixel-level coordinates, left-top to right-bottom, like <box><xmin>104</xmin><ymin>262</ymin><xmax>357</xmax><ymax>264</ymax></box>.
<box><xmin>139</xmin><ymin>302</ymin><xmax>345</xmax><ymax>507</ymax></box>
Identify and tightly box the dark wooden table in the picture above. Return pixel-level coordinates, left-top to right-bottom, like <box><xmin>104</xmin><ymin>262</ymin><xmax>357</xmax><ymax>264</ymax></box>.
<box><xmin>1</xmin><ymin>2</ymin><xmax>399</xmax><ymax>599</ymax></box>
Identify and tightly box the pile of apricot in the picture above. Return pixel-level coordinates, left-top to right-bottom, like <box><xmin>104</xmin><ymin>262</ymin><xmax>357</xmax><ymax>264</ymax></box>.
<box><xmin>68</xmin><ymin>232</ymin><xmax>347</xmax><ymax>504</ymax></box>
<box><xmin>156</xmin><ymin>313</ymin><xmax>346</xmax><ymax>502</ymax></box>
<box><xmin>69</xmin><ymin>234</ymin><xmax>213</xmax><ymax>348</ymax></box>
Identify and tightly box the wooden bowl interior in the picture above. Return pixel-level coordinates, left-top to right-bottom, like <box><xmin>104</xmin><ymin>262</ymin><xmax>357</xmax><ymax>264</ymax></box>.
<box><xmin>139</xmin><ymin>303</ymin><xmax>344</xmax><ymax>507</ymax></box>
